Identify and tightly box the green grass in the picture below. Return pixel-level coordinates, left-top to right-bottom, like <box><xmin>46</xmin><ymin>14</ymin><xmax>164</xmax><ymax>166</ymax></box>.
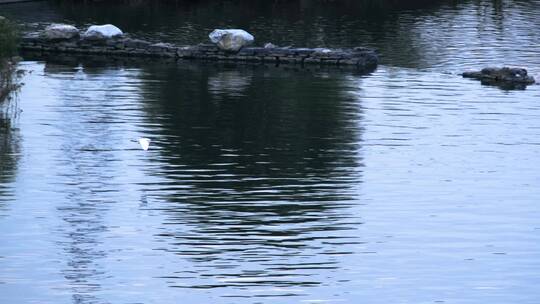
<box><xmin>0</xmin><ymin>16</ymin><xmax>18</xmax><ymax>59</ymax></box>
<box><xmin>0</xmin><ymin>17</ymin><xmax>19</xmax><ymax>103</ymax></box>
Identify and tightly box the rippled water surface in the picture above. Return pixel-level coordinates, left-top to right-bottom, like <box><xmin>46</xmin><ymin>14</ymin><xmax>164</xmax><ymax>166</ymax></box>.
<box><xmin>1</xmin><ymin>1</ymin><xmax>540</xmax><ymax>303</ymax></box>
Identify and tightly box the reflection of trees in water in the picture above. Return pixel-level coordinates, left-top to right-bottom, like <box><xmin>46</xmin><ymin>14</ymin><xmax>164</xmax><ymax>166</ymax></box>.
<box><xmin>135</xmin><ymin>61</ymin><xmax>366</xmax><ymax>291</ymax></box>
<box><xmin>141</xmin><ymin>62</ymin><xmax>363</xmax><ymax>202</ymax></box>
<box><xmin>0</xmin><ymin>110</ymin><xmax>21</xmax><ymax>216</ymax></box>
<box><xmin>0</xmin><ymin>60</ymin><xmax>22</xmax><ymax>216</ymax></box>
<box><xmin>207</xmin><ymin>70</ymin><xmax>252</xmax><ymax>98</ymax></box>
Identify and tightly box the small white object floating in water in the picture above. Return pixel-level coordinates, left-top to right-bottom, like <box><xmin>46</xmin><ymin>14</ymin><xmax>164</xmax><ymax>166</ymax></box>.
<box><xmin>138</xmin><ymin>138</ymin><xmax>151</xmax><ymax>151</ymax></box>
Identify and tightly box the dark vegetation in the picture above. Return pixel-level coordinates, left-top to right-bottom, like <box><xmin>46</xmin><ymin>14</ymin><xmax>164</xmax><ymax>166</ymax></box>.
<box><xmin>0</xmin><ymin>16</ymin><xmax>17</xmax><ymax>59</ymax></box>
<box><xmin>0</xmin><ymin>17</ymin><xmax>21</xmax><ymax>188</ymax></box>
<box><xmin>0</xmin><ymin>16</ymin><xmax>19</xmax><ymax>103</ymax></box>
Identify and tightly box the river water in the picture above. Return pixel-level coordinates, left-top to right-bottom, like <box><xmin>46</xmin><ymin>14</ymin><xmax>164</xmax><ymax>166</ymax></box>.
<box><xmin>1</xmin><ymin>1</ymin><xmax>540</xmax><ymax>303</ymax></box>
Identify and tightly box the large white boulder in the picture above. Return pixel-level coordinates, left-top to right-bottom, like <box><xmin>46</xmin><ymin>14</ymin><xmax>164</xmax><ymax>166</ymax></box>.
<box><xmin>42</xmin><ymin>24</ymin><xmax>79</xmax><ymax>40</ymax></box>
<box><xmin>83</xmin><ymin>24</ymin><xmax>123</xmax><ymax>40</ymax></box>
<box><xmin>209</xmin><ymin>29</ymin><xmax>254</xmax><ymax>52</ymax></box>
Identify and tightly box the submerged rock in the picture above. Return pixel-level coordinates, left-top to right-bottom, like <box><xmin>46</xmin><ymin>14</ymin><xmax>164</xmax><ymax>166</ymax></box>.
<box><xmin>462</xmin><ymin>67</ymin><xmax>535</xmax><ymax>88</ymax></box>
<box><xmin>42</xmin><ymin>24</ymin><xmax>79</xmax><ymax>40</ymax></box>
<box><xmin>209</xmin><ymin>29</ymin><xmax>254</xmax><ymax>52</ymax></box>
<box><xmin>83</xmin><ymin>24</ymin><xmax>123</xmax><ymax>40</ymax></box>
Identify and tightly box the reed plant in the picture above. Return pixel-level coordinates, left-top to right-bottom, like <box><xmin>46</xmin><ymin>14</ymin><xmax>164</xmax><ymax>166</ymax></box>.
<box><xmin>0</xmin><ymin>16</ymin><xmax>17</xmax><ymax>59</ymax></box>
<box><xmin>0</xmin><ymin>16</ymin><xmax>19</xmax><ymax>103</ymax></box>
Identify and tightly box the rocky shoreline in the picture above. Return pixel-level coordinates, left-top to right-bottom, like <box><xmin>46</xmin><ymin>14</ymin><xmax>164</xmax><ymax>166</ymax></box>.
<box><xmin>19</xmin><ymin>24</ymin><xmax>379</xmax><ymax>70</ymax></box>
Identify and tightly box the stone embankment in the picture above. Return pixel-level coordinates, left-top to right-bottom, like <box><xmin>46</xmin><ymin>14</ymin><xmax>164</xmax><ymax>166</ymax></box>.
<box><xmin>19</xmin><ymin>24</ymin><xmax>379</xmax><ymax>70</ymax></box>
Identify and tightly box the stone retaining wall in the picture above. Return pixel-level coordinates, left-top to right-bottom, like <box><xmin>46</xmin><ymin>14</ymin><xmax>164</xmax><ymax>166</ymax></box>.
<box><xmin>20</xmin><ymin>35</ymin><xmax>379</xmax><ymax>70</ymax></box>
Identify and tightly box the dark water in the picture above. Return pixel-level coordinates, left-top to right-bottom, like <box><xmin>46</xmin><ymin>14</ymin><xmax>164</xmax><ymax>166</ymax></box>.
<box><xmin>1</xmin><ymin>1</ymin><xmax>540</xmax><ymax>303</ymax></box>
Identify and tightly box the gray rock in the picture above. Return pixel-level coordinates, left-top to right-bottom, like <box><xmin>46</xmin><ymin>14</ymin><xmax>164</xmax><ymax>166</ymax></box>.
<box><xmin>312</xmin><ymin>48</ymin><xmax>333</xmax><ymax>58</ymax></box>
<box><xmin>83</xmin><ymin>24</ymin><xmax>123</xmax><ymax>40</ymax></box>
<box><xmin>123</xmin><ymin>38</ymin><xmax>151</xmax><ymax>49</ymax></box>
<box><xmin>463</xmin><ymin>67</ymin><xmax>536</xmax><ymax>87</ymax></box>
<box><xmin>264</xmin><ymin>42</ymin><xmax>277</xmax><ymax>49</ymax></box>
<box><xmin>42</xmin><ymin>24</ymin><xmax>79</xmax><ymax>40</ymax></box>
<box><xmin>209</xmin><ymin>29</ymin><xmax>254</xmax><ymax>52</ymax></box>
<box><xmin>149</xmin><ymin>42</ymin><xmax>175</xmax><ymax>50</ymax></box>
<box><xmin>149</xmin><ymin>43</ymin><xmax>176</xmax><ymax>56</ymax></box>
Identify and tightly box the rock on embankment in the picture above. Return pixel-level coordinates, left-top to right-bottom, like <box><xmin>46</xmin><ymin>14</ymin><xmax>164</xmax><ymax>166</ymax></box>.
<box><xmin>209</xmin><ymin>29</ymin><xmax>254</xmax><ymax>52</ymax></box>
<box><xmin>463</xmin><ymin>67</ymin><xmax>535</xmax><ymax>88</ymax></box>
<box><xmin>20</xmin><ymin>24</ymin><xmax>379</xmax><ymax>70</ymax></box>
<box><xmin>83</xmin><ymin>24</ymin><xmax>123</xmax><ymax>40</ymax></box>
<box><xmin>43</xmin><ymin>24</ymin><xmax>79</xmax><ymax>40</ymax></box>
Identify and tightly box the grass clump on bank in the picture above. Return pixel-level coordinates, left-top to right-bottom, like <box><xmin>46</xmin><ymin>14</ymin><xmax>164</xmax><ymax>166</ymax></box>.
<box><xmin>0</xmin><ymin>16</ymin><xmax>20</xmax><ymax>103</ymax></box>
<box><xmin>0</xmin><ymin>16</ymin><xmax>18</xmax><ymax>59</ymax></box>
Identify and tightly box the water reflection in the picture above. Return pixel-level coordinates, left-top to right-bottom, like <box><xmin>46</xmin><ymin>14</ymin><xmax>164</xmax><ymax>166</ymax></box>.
<box><xmin>1</xmin><ymin>0</ymin><xmax>540</xmax><ymax>303</ymax></box>
<box><xmin>4</xmin><ymin>56</ymin><xmax>372</xmax><ymax>302</ymax></box>
<box><xmin>0</xmin><ymin>106</ymin><xmax>21</xmax><ymax>217</ymax></box>
<box><xmin>208</xmin><ymin>70</ymin><xmax>252</xmax><ymax>98</ymax></box>
<box><xmin>131</xmin><ymin>61</ymin><xmax>366</xmax><ymax>297</ymax></box>
<box><xmin>3</xmin><ymin>47</ymin><xmax>540</xmax><ymax>303</ymax></box>
<box><xmin>34</xmin><ymin>61</ymin><xmax>149</xmax><ymax>303</ymax></box>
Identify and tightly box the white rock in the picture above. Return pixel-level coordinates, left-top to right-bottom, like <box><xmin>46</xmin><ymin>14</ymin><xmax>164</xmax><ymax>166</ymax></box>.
<box><xmin>83</xmin><ymin>24</ymin><xmax>123</xmax><ymax>40</ymax></box>
<box><xmin>42</xmin><ymin>24</ymin><xmax>79</xmax><ymax>40</ymax></box>
<box><xmin>209</xmin><ymin>29</ymin><xmax>254</xmax><ymax>52</ymax></box>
